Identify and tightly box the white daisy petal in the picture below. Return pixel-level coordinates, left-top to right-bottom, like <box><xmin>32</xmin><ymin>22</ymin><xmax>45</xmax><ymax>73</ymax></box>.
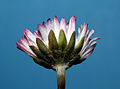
<box><xmin>37</xmin><ymin>24</ymin><xmax>49</xmax><ymax>46</ymax></box>
<box><xmin>60</xmin><ymin>17</ymin><xmax>66</xmax><ymax>34</ymax></box>
<box><xmin>54</xmin><ymin>16</ymin><xmax>60</xmax><ymax>41</ymax></box>
<box><xmin>24</xmin><ymin>28</ymin><xmax>36</xmax><ymax>42</ymax></box>
<box><xmin>81</xmin><ymin>41</ymin><xmax>97</xmax><ymax>59</ymax></box>
<box><xmin>16</xmin><ymin>42</ymin><xmax>36</xmax><ymax>56</ymax></box>
<box><xmin>67</xmin><ymin>16</ymin><xmax>76</xmax><ymax>43</ymax></box>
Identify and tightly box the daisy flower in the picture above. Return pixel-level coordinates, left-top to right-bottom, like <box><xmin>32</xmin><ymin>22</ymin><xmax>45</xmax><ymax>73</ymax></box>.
<box><xmin>16</xmin><ymin>16</ymin><xmax>100</xmax><ymax>89</ymax></box>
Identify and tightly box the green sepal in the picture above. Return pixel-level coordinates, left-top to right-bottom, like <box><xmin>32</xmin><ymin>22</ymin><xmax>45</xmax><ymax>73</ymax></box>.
<box><xmin>31</xmin><ymin>56</ymin><xmax>41</xmax><ymax>64</ymax></box>
<box><xmin>73</xmin><ymin>36</ymin><xmax>85</xmax><ymax>54</ymax></box>
<box><xmin>36</xmin><ymin>38</ymin><xmax>49</xmax><ymax>54</ymax></box>
<box><xmin>48</xmin><ymin>30</ymin><xmax>58</xmax><ymax>51</ymax></box>
<box><xmin>29</xmin><ymin>45</ymin><xmax>43</xmax><ymax>58</ymax></box>
<box><xmin>64</xmin><ymin>31</ymin><xmax>76</xmax><ymax>61</ymax></box>
<box><xmin>66</xmin><ymin>31</ymin><xmax>75</xmax><ymax>52</ymax></box>
<box><xmin>31</xmin><ymin>56</ymin><xmax>52</xmax><ymax>69</ymax></box>
<box><xmin>58</xmin><ymin>30</ymin><xmax>67</xmax><ymax>51</ymax></box>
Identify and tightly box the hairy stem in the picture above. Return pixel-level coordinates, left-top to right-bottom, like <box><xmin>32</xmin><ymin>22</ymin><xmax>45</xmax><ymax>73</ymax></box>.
<box><xmin>56</xmin><ymin>65</ymin><xmax>66</xmax><ymax>89</ymax></box>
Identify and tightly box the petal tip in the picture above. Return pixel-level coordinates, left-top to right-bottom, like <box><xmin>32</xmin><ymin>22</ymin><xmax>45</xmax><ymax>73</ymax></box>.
<box><xmin>37</xmin><ymin>24</ymin><xmax>40</xmax><ymax>28</ymax></box>
<box><xmin>47</xmin><ymin>18</ymin><xmax>50</xmax><ymax>22</ymax></box>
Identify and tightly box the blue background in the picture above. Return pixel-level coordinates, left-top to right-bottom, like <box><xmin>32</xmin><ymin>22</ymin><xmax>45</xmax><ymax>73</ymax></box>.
<box><xmin>0</xmin><ymin>0</ymin><xmax>120</xmax><ymax>89</ymax></box>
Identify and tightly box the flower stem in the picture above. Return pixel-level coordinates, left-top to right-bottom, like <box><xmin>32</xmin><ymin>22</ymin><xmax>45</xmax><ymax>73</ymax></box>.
<box><xmin>56</xmin><ymin>65</ymin><xmax>66</xmax><ymax>89</ymax></box>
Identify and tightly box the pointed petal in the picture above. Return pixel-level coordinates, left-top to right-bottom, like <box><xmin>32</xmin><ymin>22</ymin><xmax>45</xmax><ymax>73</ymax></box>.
<box><xmin>16</xmin><ymin>42</ymin><xmax>36</xmax><ymax>56</ymax></box>
<box><xmin>46</xmin><ymin>18</ymin><xmax>52</xmax><ymax>30</ymax></box>
<box><xmin>81</xmin><ymin>41</ymin><xmax>97</xmax><ymax>58</ymax></box>
<box><xmin>24</xmin><ymin>28</ymin><xmax>36</xmax><ymax>42</ymax></box>
<box><xmin>78</xmin><ymin>23</ymin><xmax>88</xmax><ymax>42</ymax></box>
<box><xmin>54</xmin><ymin>16</ymin><xmax>59</xmax><ymax>30</ymax></box>
<box><xmin>67</xmin><ymin>16</ymin><xmax>76</xmax><ymax>43</ymax></box>
<box><xmin>18</xmin><ymin>37</ymin><xmax>33</xmax><ymax>51</ymax></box>
<box><xmin>80</xmin><ymin>29</ymin><xmax>95</xmax><ymax>54</ymax></box>
<box><xmin>86</xmin><ymin>29</ymin><xmax>95</xmax><ymax>42</ymax></box>
<box><xmin>81</xmin><ymin>46</ymin><xmax>94</xmax><ymax>58</ymax></box>
<box><xmin>89</xmin><ymin>37</ymin><xmax>100</xmax><ymax>45</ymax></box>
<box><xmin>47</xmin><ymin>18</ymin><xmax>51</xmax><ymax>24</ymax></box>
<box><xmin>37</xmin><ymin>24</ymin><xmax>49</xmax><ymax>46</ymax></box>
<box><xmin>60</xmin><ymin>17</ymin><xmax>66</xmax><ymax>33</ymax></box>
<box><xmin>34</xmin><ymin>30</ymin><xmax>42</xmax><ymax>39</ymax></box>
<box><xmin>90</xmin><ymin>41</ymin><xmax>97</xmax><ymax>47</ymax></box>
<box><xmin>54</xmin><ymin>16</ymin><xmax>60</xmax><ymax>41</ymax></box>
<box><xmin>81</xmin><ymin>50</ymin><xmax>93</xmax><ymax>59</ymax></box>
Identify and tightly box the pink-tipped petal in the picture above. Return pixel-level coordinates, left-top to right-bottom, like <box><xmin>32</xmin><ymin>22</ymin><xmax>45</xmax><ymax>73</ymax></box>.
<box><xmin>82</xmin><ymin>29</ymin><xmax>95</xmax><ymax>50</ymax></box>
<box><xmin>89</xmin><ymin>37</ymin><xmax>100</xmax><ymax>45</ymax></box>
<box><xmin>82</xmin><ymin>41</ymin><xmax>97</xmax><ymax>58</ymax></box>
<box><xmin>60</xmin><ymin>17</ymin><xmax>66</xmax><ymax>33</ymax></box>
<box><xmin>34</xmin><ymin>30</ymin><xmax>41</xmax><ymax>39</ymax></box>
<box><xmin>42</xmin><ymin>21</ymin><xmax>46</xmax><ymax>27</ymax></box>
<box><xmin>90</xmin><ymin>41</ymin><xmax>97</xmax><ymax>47</ymax></box>
<box><xmin>46</xmin><ymin>18</ymin><xmax>52</xmax><ymax>28</ymax></box>
<box><xmin>86</xmin><ymin>29</ymin><xmax>95</xmax><ymax>41</ymax></box>
<box><xmin>66</xmin><ymin>22</ymin><xmax>69</xmax><ymax>30</ymax></box>
<box><xmin>85</xmin><ymin>29</ymin><xmax>89</xmax><ymax>39</ymax></box>
<box><xmin>68</xmin><ymin>16</ymin><xmax>76</xmax><ymax>32</ymax></box>
<box><xmin>78</xmin><ymin>23</ymin><xmax>88</xmax><ymax>41</ymax></box>
<box><xmin>46</xmin><ymin>18</ymin><xmax>53</xmax><ymax>31</ymax></box>
<box><xmin>67</xmin><ymin>16</ymin><xmax>76</xmax><ymax>43</ymax></box>
<box><xmin>82</xmin><ymin>50</ymin><xmax>94</xmax><ymax>59</ymax></box>
<box><xmin>54</xmin><ymin>16</ymin><xmax>60</xmax><ymax>30</ymax></box>
<box><xmin>16</xmin><ymin>42</ymin><xmax>35</xmax><ymax>56</ymax></box>
<box><xmin>47</xmin><ymin>18</ymin><xmax>51</xmax><ymax>24</ymax></box>
<box><xmin>54</xmin><ymin>16</ymin><xmax>60</xmax><ymax>41</ymax></box>
<box><xmin>37</xmin><ymin>24</ymin><xmax>49</xmax><ymax>46</ymax></box>
<box><xmin>37</xmin><ymin>24</ymin><xmax>41</xmax><ymax>28</ymax></box>
<box><xmin>24</xmin><ymin>28</ymin><xmax>36</xmax><ymax>42</ymax></box>
<box><xmin>18</xmin><ymin>37</ymin><xmax>28</xmax><ymax>47</ymax></box>
<box><xmin>81</xmin><ymin>45</ymin><xmax>95</xmax><ymax>59</ymax></box>
<box><xmin>81</xmin><ymin>23</ymin><xmax>88</xmax><ymax>36</ymax></box>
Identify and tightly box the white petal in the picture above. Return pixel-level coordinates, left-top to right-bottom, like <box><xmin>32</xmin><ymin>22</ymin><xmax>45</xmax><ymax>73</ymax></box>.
<box><xmin>60</xmin><ymin>17</ymin><xmax>66</xmax><ymax>34</ymax></box>
<box><xmin>80</xmin><ymin>29</ymin><xmax>94</xmax><ymax>54</ymax></box>
<box><xmin>67</xmin><ymin>16</ymin><xmax>76</xmax><ymax>43</ymax></box>
<box><xmin>16</xmin><ymin>42</ymin><xmax>36</xmax><ymax>57</ymax></box>
<box><xmin>37</xmin><ymin>24</ymin><xmax>49</xmax><ymax>46</ymax></box>
<box><xmin>54</xmin><ymin>16</ymin><xmax>60</xmax><ymax>41</ymax></box>
<box><xmin>81</xmin><ymin>50</ymin><xmax>93</xmax><ymax>59</ymax></box>
<box><xmin>19</xmin><ymin>37</ymin><xmax>29</xmax><ymax>48</ymax></box>
<box><xmin>34</xmin><ymin>30</ymin><xmax>43</xmax><ymax>40</ymax></box>
<box><xmin>24</xmin><ymin>28</ymin><xmax>36</xmax><ymax>42</ymax></box>
<box><xmin>81</xmin><ymin>41</ymin><xmax>97</xmax><ymax>59</ymax></box>
<box><xmin>89</xmin><ymin>37</ymin><xmax>100</xmax><ymax>46</ymax></box>
<box><xmin>78</xmin><ymin>23</ymin><xmax>88</xmax><ymax>42</ymax></box>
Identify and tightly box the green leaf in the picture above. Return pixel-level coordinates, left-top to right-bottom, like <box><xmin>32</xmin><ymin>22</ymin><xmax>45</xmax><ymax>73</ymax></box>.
<box><xmin>58</xmin><ymin>30</ymin><xmax>67</xmax><ymax>51</ymax></box>
<box><xmin>48</xmin><ymin>30</ymin><xmax>58</xmax><ymax>51</ymax></box>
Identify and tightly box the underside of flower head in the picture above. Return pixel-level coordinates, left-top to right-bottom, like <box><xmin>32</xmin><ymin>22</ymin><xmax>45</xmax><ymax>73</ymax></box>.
<box><xmin>16</xmin><ymin>16</ymin><xmax>100</xmax><ymax>70</ymax></box>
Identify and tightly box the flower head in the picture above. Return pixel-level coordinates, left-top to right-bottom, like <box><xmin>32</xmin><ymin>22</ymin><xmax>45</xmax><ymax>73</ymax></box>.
<box><xmin>16</xmin><ymin>16</ymin><xmax>100</xmax><ymax>70</ymax></box>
